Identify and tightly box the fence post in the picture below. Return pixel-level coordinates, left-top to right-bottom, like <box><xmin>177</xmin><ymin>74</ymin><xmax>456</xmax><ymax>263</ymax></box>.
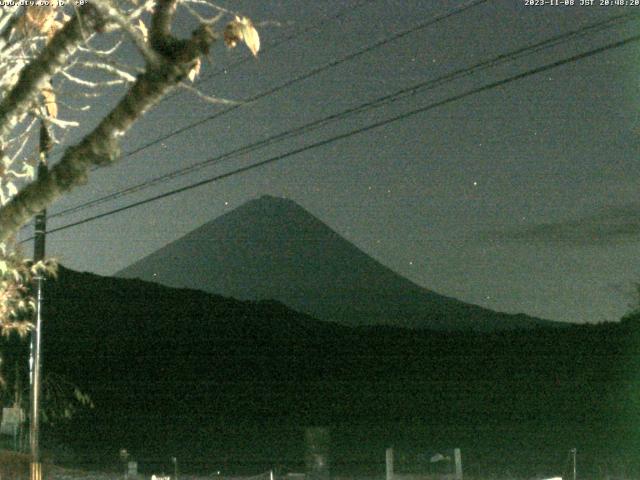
<box><xmin>454</xmin><ymin>448</ymin><xmax>462</xmax><ymax>480</ymax></box>
<box><xmin>386</xmin><ymin>448</ymin><xmax>394</xmax><ymax>480</ymax></box>
<box><xmin>305</xmin><ymin>427</ymin><xmax>330</xmax><ymax>480</ymax></box>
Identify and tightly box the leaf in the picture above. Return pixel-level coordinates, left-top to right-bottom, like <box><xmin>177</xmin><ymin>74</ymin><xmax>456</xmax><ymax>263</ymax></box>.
<box><xmin>5</xmin><ymin>182</ymin><xmax>17</xmax><ymax>198</ymax></box>
<box><xmin>41</xmin><ymin>81</ymin><xmax>57</xmax><ymax>118</ymax></box>
<box><xmin>137</xmin><ymin>19</ymin><xmax>148</xmax><ymax>42</ymax></box>
<box><xmin>21</xmin><ymin>163</ymin><xmax>35</xmax><ymax>180</ymax></box>
<box><xmin>224</xmin><ymin>16</ymin><xmax>260</xmax><ymax>57</ymax></box>
<box><xmin>49</xmin><ymin>20</ymin><xmax>64</xmax><ymax>39</ymax></box>
<box><xmin>18</xmin><ymin>4</ymin><xmax>57</xmax><ymax>36</ymax></box>
<box><xmin>187</xmin><ymin>57</ymin><xmax>201</xmax><ymax>82</ymax></box>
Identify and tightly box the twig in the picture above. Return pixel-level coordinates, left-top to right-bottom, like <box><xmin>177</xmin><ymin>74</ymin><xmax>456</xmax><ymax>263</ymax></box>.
<box><xmin>177</xmin><ymin>81</ymin><xmax>237</xmax><ymax>105</ymax></box>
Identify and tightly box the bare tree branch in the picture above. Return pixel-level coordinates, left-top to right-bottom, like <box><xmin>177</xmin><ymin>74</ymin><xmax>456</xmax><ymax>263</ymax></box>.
<box><xmin>0</xmin><ymin>0</ymin><xmax>259</xmax><ymax>335</ymax></box>
<box><xmin>0</xmin><ymin>5</ymin><xmax>104</xmax><ymax>145</ymax></box>
<box><xmin>177</xmin><ymin>81</ymin><xmax>237</xmax><ymax>105</ymax></box>
<box><xmin>0</xmin><ymin>4</ymin><xmax>217</xmax><ymax>243</ymax></box>
<box><xmin>90</xmin><ymin>0</ymin><xmax>161</xmax><ymax>65</ymax></box>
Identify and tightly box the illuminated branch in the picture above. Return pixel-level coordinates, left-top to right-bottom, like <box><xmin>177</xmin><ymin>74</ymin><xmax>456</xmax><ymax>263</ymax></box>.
<box><xmin>0</xmin><ymin>5</ymin><xmax>103</xmax><ymax>145</ymax></box>
<box><xmin>0</xmin><ymin>2</ymin><xmax>217</xmax><ymax>243</ymax></box>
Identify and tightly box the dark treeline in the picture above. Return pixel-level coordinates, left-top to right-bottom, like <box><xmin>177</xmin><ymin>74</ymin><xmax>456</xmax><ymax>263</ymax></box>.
<box><xmin>2</xmin><ymin>266</ymin><xmax>639</xmax><ymax>478</ymax></box>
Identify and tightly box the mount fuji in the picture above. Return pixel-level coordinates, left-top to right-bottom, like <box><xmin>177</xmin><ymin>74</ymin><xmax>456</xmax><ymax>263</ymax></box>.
<box><xmin>117</xmin><ymin>195</ymin><xmax>558</xmax><ymax>331</ymax></box>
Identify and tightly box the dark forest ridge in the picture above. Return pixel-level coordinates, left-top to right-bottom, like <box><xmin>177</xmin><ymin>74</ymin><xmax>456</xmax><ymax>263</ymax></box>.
<box><xmin>20</xmin><ymin>266</ymin><xmax>638</xmax><ymax>477</ymax></box>
<box><xmin>118</xmin><ymin>195</ymin><xmax>559</xmax><ymax>331</ymax></box>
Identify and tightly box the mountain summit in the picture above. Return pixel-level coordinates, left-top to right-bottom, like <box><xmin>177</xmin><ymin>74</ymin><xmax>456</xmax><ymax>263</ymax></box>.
<box><xmin>117</xmin><ymin>195</ymin><xmax>556</xmax><ymax>331</ymax></box>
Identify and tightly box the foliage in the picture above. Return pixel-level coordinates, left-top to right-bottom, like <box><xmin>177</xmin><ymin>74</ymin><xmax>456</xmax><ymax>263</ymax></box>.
<box><xmin>39</xmin><ymin>372</ymin><xmax>94</xmax><ymax>426</ymax></box>
<box><xmin>0</xmin><ymin>252</ymin><xmax>56</xmax><ymax>338</ymax></box>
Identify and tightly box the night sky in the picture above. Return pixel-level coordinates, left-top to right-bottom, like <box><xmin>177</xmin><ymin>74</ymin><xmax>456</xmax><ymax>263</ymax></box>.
<box><xmin>20</xmin><ymin>0</ymin><xmax>640</xmax><ymax>324</ymax></box>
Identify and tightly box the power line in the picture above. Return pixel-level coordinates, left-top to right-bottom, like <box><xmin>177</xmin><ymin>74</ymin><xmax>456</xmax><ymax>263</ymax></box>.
<box><xmin>48</xmin><ymin>11</ymin><xmax>639</xmax><ymax>220</ymax></box>
<box><xmin>46</xmin><ymin>0</ymin><xmax>376</xmax><ymax>161</ymax></box>
<box><xmin>46</xmin><ymin>0</ymin><xmax>493</xmax><ymax>219</ymax></box>
<box><xmin>164</xmin><ymin>0</ymin><xmax>375</xmax><ymax>100</ymax></box>
<box><xmin>23</xmin><ymin>32</ymin><xmax>640</xmax><ymax>242</ymax></box>
<box><xmin>69</xmin><ymin>0</ymin><xmax>489</xmax><ymax>164</ymax></box>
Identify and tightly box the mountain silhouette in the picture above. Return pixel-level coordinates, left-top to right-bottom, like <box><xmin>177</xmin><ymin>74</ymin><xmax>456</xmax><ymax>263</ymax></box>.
<box><xmin>118</xmin><ymin>195</ymin><xmax>557</xmax><ymax>331</ymax></box>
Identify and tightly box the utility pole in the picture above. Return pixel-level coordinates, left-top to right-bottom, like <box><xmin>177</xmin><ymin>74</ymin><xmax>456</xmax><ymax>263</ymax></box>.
<box><xmin>29</xmin><ymin>121</ymin><xmax>51</xmax><ymax>480</ymax></box>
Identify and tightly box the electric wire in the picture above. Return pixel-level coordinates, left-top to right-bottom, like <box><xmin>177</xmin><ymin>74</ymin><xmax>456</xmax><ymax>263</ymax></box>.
<box><xmin>163</xmin><ymin>0</ymin><xmax>375</xmax><ymax>99</ymax></box>
<box><xmin>51</xmin><ymin>0</ymin><xmax>489</xmax><ymax>166</ymax></box>
<box><xmin>20</xmin><ymin>32</ymin><xmax>640</xmax><ymax>243</ymax></box>
<box><xmin>15</xmin><ymin>0</ymin><xmax>490</xmax><ymax>238</ymax></box>
<box><xmin>46</xmin><ymin>0</ymin><xmax>376</xmax><ymax>160</ymax></box>
<box><xmin>48</xmin><ymin>11</ymin><xmax>639</xmax><ymax>221</ymax></box>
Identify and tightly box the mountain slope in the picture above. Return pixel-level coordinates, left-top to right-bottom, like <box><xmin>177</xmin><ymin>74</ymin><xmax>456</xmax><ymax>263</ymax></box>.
<box><xmin>118</xmin><ymin>195</ymin><xmax>557</xmax><ymax>331</ymax></box>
